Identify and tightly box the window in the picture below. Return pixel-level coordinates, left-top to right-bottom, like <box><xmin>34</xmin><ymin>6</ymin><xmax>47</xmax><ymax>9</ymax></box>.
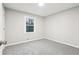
<box><xmin>24</xmin><ymin>16</ymin><xmax>34</xmax><ymax>32</ymax></box>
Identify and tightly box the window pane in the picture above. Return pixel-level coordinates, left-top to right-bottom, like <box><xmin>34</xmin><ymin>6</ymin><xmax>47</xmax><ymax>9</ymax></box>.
<box><xmin>26</xmin><ymin>26</ymin><xmax>34</xmax><ymax>32</ymax></box>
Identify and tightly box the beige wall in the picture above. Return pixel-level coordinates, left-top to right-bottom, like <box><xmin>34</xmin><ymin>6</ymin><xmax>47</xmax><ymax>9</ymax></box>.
<box><xmin>5</xmin><ymin>8</ymin><xmax>44</xmax><ymax>44</ymax></box>
<box><xmin>45</xmin><ymin>6</ymin><xmax>79</xmax><ymax>48</ymax></box>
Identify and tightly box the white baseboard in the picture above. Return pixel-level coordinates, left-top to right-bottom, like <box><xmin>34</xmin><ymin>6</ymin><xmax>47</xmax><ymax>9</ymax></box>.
<box><xmin>45</xmin><ymin>36</ymin><xmax>79</xmax><ymax>49</ymax></box>
<box><xmin>6</xmin><ymin>37</ymin><xmax>43</xmax><ymax>47</ymax></box>
<box><xmin>5</xmin><ymin>36</ymin><xmax>79</xmax><ymax>49</ymax></box>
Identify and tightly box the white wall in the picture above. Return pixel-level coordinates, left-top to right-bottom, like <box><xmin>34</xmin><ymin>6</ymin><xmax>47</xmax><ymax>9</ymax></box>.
<box><xmin>0</xmin><ymin>3</ymin><xmax>5</xmax><ymax>55</ymax></box>
<box><xmin>0</xmin><ymin>3</ymin><xmax>5</xmax><ymax>41</ymax></box>
<box><xmin>0</xmin><ymin>3</ymin><xmax>3</xmax><ymax>42</ymax></box>
<box><xmin>45</xmin><ymin>6</ymin><xmax>79</xmax><ymax>48</ymax></box>
<box><xmin>5</xmin><ymin>8</ymin><xmax>44</xmax><ymax>44</ymax></box>
<box><xmin>5</xmin><ymin>6</ymin><xmax>79</xmax><ymax>48</ymax></box>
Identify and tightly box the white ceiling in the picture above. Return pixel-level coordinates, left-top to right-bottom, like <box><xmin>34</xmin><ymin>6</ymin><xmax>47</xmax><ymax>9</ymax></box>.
<box><xmin>4</xmin><ymin>3</ymin><xmax>79</xmax><ymax>17</ymax></box>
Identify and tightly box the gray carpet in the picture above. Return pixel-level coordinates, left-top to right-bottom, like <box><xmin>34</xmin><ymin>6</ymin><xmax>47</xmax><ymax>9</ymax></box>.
<box><xmin>3</xmin><ymin>39</ymin><xmax>79</xmax><ymax>55</ymax></box>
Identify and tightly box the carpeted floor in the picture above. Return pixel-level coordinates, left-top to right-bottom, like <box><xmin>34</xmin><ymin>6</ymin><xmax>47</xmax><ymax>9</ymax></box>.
<box><xmin>3</xmin><ymin>39</ymin><xmax>79</xmax><ymax>55</ymax></box>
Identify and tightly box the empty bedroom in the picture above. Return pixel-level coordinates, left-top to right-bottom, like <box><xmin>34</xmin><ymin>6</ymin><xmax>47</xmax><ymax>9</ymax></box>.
<box><xmin>0</xmin><ymin>3</ymin><xmax>79</xmax><ymax>55</ymax></box>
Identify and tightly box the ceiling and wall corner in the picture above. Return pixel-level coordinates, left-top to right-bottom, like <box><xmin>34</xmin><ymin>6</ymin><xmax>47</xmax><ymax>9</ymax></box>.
<box><xmin>3</xmin><ymin>3</ymin><xmax>79</xmax><ymax>17</ymax></box>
